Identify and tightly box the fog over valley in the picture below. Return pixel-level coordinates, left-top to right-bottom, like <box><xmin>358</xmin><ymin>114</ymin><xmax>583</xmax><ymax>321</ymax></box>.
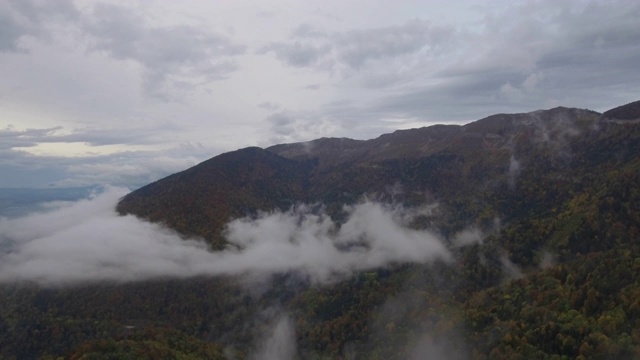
<box><xmin>0</xmin><ymin>187</ymin><xmax>451</xmax><ymax>285</ymax></box>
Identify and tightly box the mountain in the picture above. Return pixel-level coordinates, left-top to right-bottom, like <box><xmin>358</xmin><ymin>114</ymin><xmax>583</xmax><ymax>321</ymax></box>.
<box><xmin>3</xmin><ymin>100</ymin><xmax>640</xmax><ymax>359</ymax></box>
<box><xmin>116</xmin><ymin>147</ymin><xmax>313</xmax><ymax>246</ymax></box>
<box><xmin>117</xmin><ymin>106</ymin><xmax>603</xmax><ymax>247</ymax></box>
<box><xmin>602</xmin><ymin>99</ymin><xmax>640</xmax><ymax>121</ymax></box>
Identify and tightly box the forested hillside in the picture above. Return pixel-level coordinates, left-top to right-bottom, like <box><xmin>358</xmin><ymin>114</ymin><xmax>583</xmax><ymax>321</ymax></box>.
<box><xmin>1</xmin><ymin>100</ymin><xmax>639</xmax><ymax>359</ymax></box>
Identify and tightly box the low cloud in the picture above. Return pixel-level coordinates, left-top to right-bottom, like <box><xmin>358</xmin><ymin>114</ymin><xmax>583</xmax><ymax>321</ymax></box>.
<box><xmin>508</xmin><ymin>155</ymin><xmax>521</xmax><ymax>188</ymax></box>
<box><xmin>539</xmin><ymin>250</ymin><xmax>557</xmax><ymax>269</ymax></box>
<box><xmin>0</xmin><ymin>188</ymin><xmax>451</xmax><ymax>285</ymax></box>
<box><xmin>250</xmin><ymin>314</ymin><xmax>297</xmax><ymax>360</ymax></box>
<box><xmin>1</xmin><ymin>0</ymin><xmax>245</xmax><ymax>100</ymax></box>
<box><xmin>451</xmin><ymin>227</ymin><xmax>484</xmax><ymax>247</ymax></box>
<box><xmin>407</xmin><ymin>333</ymin><xmax>469</xmax><ymax>360</ymax></box>
<box><xmin>500</xmin><ymin>254</ymin><xmax>524</xmax><ymax>281</ymax></box>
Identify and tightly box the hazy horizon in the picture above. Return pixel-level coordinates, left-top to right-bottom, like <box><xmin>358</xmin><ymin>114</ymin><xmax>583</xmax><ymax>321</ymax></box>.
<box><xmin>1</xmin><ymin>0</ymin><xmax>639</xmax><ymax>188</ymax></box>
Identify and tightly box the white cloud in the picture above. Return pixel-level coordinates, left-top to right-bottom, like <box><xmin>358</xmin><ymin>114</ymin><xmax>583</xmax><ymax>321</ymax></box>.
<box><xmin>451</xmin><ymin>227</ymin><xmax>484</xmax><ymax>247</ymax></box>
<box><xmin>251</xmin><ymin>314</ymin><xmax>297</xmax><ymax>360</ymax></box>
<box><xmin>81</xmin><ymin>2</ymin><xmax>246</xmax><ymax>100</ymax></box>
<box><xmin>0</xmin><ymin>188</ymin><xmax>451</xmax><ymax>285</ymax></box>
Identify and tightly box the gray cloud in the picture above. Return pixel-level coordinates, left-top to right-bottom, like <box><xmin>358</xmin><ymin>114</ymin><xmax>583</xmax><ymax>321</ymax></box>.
<box><xmin>263</xmin><ymin>110</ymin><xmax>343</xmax><ymax>145</ymax></box>
<box><xmin>0</xmin><ymin>125</ymin><xmax>178</xmax><ymax>149</ymax></box>
<box><xmin>258</xmin><ymin>101</ymin><xmax>281</xmax><ymax>111</ymax></box>
<box><xmin>0</xmin><ymin>188</ymin><xmax>451</xmax><ymax>285</ymax></box>
<box><xmin>1</xmin><ymin>1</ymin><xmax>639</xmax><ymax>191</ymax></box>
<box><xmin>261</xmin><ymin>1</ymin><xmax>639</xmax><ymax>127</ymax></box>
<box><xmin>392</xmin><ymin>0</ymin><xmax>640</xmax><ymax>119</ymax></box>
<box><xmin>0</xmin><ymin>0</ymin><xmax>245</xmax><ymax>100</ymax></box>
<box><xmin>334</xmin><ymin>19</ymin><xmax>453</xmax><ymax>68</ymax></box>
<box><xmin>0</xmin><ymin>122</ymin><xmax>223</xmax><ymax>188</ymax></box>
<box><xmin>266</xmin><ymin>112</ymin><xmax>296</xmax><ymax>136</ymax></box>
<box><xmin>0</xmin><ymin>126</ymin><xmax>62</xmax><ymax>149</ymax></box>
<box><xmin>304</xmin><ymin>83</ymin><xmax>322</xmax><ymax>90</ymax></box>
<box><xmin>0</xmin><ymin>107</ymin><xmax>246</xmax><ymax>185</ymax></box>
<box><xmin>0</xmin><ymin>6</ymin><xmax>28</xmax><ymax>51</ymax></box>
<box><xmin>259</xmin><ymin>41</ymin><xmax>332</xmax><ymax>68</ymax></box>
<box><xmin>262</xmin><ymin>19</ymin><xmax>454</xmax><ymax>71</ymax></box>
<box><xmin>0</xmin><ymin>153</ymin><xmax>69</xmax><ymax>188</ymax></box>
<box><xmin>83</xmin><ymin>3</ymin><xmax>246</xmax><ymax>100</ymax></box>
<box><xmin>0</xmin><ymin>0</ymin><xmax>78</xmax><ymax>51</ymax></box>
<box><xmin>291</xmin><ymin>23</ymin><xmax>326</xmax><ymax>39</ymax></box>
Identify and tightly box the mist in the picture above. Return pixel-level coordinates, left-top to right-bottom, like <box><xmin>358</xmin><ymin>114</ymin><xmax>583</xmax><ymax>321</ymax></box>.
<box><xmin>0</xmin><ymin>187</ymin><xmax>451</xmax><ymax>285</ymax></box>
<box><xmin>250</xmin><ymin>314</ymin><xmax>297</xmax><ymax>360</ymax></box>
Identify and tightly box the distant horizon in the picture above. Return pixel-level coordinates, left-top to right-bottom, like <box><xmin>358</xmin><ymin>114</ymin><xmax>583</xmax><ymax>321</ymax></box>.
<box><xmin>1</xmin><ymin>0</ymin><xmax>639</xmax><ymax>188</ymax></box>
<box><xmin>1</xmin><ymin>99</ymin><xmax>635</xmax><ymax>190</ymax></box>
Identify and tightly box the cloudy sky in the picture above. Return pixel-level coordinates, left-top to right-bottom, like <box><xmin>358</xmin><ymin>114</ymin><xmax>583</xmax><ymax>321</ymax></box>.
<box><xmin>1</xmin><ymin>0</ymin><xmax>639</xmax><ymax>188</ymax></box>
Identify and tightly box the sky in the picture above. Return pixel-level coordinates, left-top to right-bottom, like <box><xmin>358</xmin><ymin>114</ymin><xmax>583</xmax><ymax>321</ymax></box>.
<box><xmin>0</xmin><ymin>0</ymin><xmax>639</xmax><ymax>188</ymax></box>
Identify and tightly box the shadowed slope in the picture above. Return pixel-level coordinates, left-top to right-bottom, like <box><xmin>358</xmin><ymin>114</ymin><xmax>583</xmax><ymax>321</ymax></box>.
<box><xmin>117</xmin><ymin>147</ymin><xmax>312</xmax><ymax>247</ymax></box>
<box><xmin>117</xmin><ymin>106</ymin><xmax>605</xmax><ymax>245</ymax></box>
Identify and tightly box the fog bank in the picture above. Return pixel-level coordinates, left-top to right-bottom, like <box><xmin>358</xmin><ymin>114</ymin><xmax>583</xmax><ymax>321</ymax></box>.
<box><xmin>0</xmin><ymin>187</ymin><xmax>451</xmax><ymax>285</ymax></box>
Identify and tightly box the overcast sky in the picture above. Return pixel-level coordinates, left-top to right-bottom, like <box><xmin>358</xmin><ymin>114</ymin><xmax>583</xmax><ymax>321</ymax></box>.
<box><xmin>1</xmin><ymin>0</ymin><xmax>639</xmax><ymax>188</ymax></box>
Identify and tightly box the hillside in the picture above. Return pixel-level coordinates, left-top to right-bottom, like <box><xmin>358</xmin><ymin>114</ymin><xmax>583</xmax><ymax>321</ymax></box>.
<box><xmin>602</xmin><ymin>99</ymin><xmax>640</xmax><ymax>121</ymax></box>
<box><xmin>116</xmin><ymin>147</ymin><xmax>313</xmax><ymax>246</ymax></box>
<box><xmin>117</xmin><ymin>106</ymin><xmax>603</xmax><ymax>246</ymax></box>
<box><xmin>2</xmin><ymin>100</ymin><xmax>640</xmax><ymax>359</ymax></box>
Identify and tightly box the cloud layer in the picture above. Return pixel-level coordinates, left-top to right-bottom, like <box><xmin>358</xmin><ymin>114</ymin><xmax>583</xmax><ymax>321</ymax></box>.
<box><xmin>1</xmin><ymin>0</ymin><xmax>639</xmax><ymax>187</ymax></box>
<box><xmin>0</xmin><ymin>187</ymin><xmax>450</xmax><ymax>285</ymax></box>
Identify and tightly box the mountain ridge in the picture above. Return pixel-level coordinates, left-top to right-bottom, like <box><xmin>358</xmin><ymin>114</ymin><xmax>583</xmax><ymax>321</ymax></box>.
<box><xmin>3</xmin><ymin>99</ymin><xmax>640</xmax><ymax>359</ymax></box>
<box><xmin>116</xmin><ymin>103</ymin><xmax>612</xmax><ymax>246</ymax></box>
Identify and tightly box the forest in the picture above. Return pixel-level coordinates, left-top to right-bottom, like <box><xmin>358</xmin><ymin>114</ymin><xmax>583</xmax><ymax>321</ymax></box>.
<box><xmin>1</xmin><ymin>101</ymin><xmax>639</xmax><ymax>359</ymax></box>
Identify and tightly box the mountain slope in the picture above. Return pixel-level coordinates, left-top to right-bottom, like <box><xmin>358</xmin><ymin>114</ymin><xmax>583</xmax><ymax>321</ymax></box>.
<box><xmin>5</xmin><ymin>101</ymin><xmax>638</xmax><ymax>359</ymax></box>
<box><xmin>117</xmin><ymin>105</ymin><xmax>603</xmax><ymax>245</ymax></box>
<box><xmin>602</xmin><ymin>99</ymin><xmax>640</xmax><ymax>120</ymax></box>
<box><xmin>117</xmin><ymin>147</ymin><xmax>313</xmax><ymax>246</ymax></box>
